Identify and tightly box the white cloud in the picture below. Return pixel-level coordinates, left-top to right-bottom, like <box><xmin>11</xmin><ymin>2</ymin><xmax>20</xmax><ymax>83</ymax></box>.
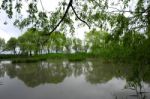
<box><xmin>0</xmin><ymin>10</ymin><xmax>22</xmax><ymax>41</ymax></box>
<box><xmin>37</xmin><ymin>0</ymin><xmax>60</xmax><ymax>11</ymax></box>
<box><xmin>0</xmin><ymin>28</ymin><xmax>21</xmax><ymax>42</ymax></box>
<box><xmin>75</xmin><ymin>26</ymin><xmax>89</xmax><ymax>40</ymax></box>
<box><xmin>0</xmin><ymin>29</ymin><xmax>10</xmax><ymax>42</ymax></box>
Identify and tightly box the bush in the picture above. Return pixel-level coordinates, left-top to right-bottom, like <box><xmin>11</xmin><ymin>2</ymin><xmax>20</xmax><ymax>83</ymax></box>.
<box><xmin>68</xmin><ymin>55</ymin><xmax>86</xmax><ymax>62</ymax></box>
<box><xmin>12</xmin><ymin>57</ymin><xmax>47</xmax><ymax>63</ymax></box>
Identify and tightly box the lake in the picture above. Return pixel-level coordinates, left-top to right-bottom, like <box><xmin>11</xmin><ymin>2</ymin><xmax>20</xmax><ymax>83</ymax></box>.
<box><xmin>0</xmin><ymin>59</ymin><xmax>150</xmax><ymax>99</ymax></box>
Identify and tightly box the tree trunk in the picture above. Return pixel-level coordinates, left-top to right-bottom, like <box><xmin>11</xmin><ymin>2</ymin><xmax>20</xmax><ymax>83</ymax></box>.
<box><xmin>13</xmin><ymin>48</ymin><xmax>16</xmax><ymax>55</ymax></box>
<box><xmin>29</xmin><ymin>50</ymin><xmax>32</xmax><ymax>56</ymax></box>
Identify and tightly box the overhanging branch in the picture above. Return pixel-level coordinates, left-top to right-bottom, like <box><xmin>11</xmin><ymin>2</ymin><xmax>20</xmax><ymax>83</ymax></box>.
<box><xmin>46</xmin><ymin>0</ymin><xmax>73</xmax><ymax>35</ymax></box>
<box><xmin>39</xmin><ymin>0</ymin><xmax>45</xmax><ymax>11</ymax></box>
<box><xmin>71</xmin><ymin>5</ymin><xmax>90</xmax><ymax>29</ymax></box>
<box><xmin>46</xmin><ymin>0</ymin><xmax>90</xmax><ymax>35</ymax></box>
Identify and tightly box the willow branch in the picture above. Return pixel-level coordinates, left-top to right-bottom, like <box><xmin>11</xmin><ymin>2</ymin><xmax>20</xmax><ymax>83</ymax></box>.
<box><xmin>39</xmin><ymin>0</ymin><xmax>45</xmax><ymax>11</ymax></box>
<box><xmin>71</xmin><ymin>5</ymin><xmax>90</xmax><ymax>29</ymax></box>
<box><xmin>46</xmin><ymin>0</ymin><xmax>73</xmax><ymax>35</ymax></box>
<box><xmin>46</xmin><ymin>0</ymin><xmax>90</xmax><ymax>35</ymax></box>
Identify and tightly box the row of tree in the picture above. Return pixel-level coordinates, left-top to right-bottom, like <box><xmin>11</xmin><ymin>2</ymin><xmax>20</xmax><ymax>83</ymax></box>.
<box><xmin>0</xmin><ymin>28</ymin><xmax>87</xmax><ymax>55</ymax></box>
<box><xmin>1</xmin><ymin>27</ymin><xmax>150</xmax><ymax>64</ymax></box>
<box><xmin>85</xmin><ymin>29</ymin><xmax>150</xmax><ymax>63</ymax></box>
<box><xmin>3</xmin><ymin>60</ymin><xmax>150</xmax><ymax>89</ymax></box>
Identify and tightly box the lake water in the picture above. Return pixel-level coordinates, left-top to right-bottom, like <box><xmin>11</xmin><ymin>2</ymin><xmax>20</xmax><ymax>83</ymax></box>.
<box><xmin>0</xmin><ymin>59</ymin><xmax>150</xmax><ymax>99</ymax></box>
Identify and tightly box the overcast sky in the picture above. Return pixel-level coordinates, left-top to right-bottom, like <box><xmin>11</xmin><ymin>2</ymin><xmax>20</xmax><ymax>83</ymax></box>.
<box><xmin>0</xmin><ymin>0</ymin><xmax>136</xmax><ymax>42</ymax></box>
<box><xmin>0</xmin><ymin>0</ymin><xmax>88</xmax><ymax>42</ymax></box>
<box><xmin>0</xmin><ymin>0</ymin><xmax>58</xmax><ymax>41</ymax></box>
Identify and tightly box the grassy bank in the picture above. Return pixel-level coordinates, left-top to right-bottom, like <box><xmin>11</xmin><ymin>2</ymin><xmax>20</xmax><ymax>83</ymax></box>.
<box><xmin>0</xmin><ymin>51</ymin><xmax>149</xmax><ymax>64</ymax></box>
<box><xmin>12</xmin><ymin>57</ymin><xmax>46</xmax><ymax>63</ymax></box>
<box><xmin>0</xmin><ymin>53</ymin><xmax>88</xmax><ymax>63</ymax></box>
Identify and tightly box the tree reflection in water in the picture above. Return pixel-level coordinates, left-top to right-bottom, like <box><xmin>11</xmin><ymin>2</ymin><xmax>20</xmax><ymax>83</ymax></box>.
<box><xmin>3</xmin><ymin>60</ymin><xmax>92</xmax><ymax>87</ymax></box>
<box><xmin>124</xmin><ymin>64</ymin><xmax>150</xmax><ymax>99</ymax></box>
<box><xmin>1</xmin><ymin>60</ymin><xmax>150</xmax><ymax>99</ymax></box>
<box><xmin>84</xmin><ymin>60</ymin><xmax>150</xmax><ymax>99</ymax></box>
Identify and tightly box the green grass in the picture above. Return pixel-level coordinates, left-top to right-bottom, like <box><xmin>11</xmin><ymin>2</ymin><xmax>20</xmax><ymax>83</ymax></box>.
<box><xmin>0</xmin><ymin>54</ymin><xmax>28</xmax><ymax>59</ymax></box>
<box><xmin>1</xmin><ymin>49</ymin><xmax>148</xmax><ymax>64</ymax></box>
<box><xmin>67</xmin><ymin>54</ymin><xmax>86</xmax><ymax>62</ymax></box>
<box><xmin>0</xmin><ymin>53</ymin><xmax>88</xmax><ymax>63</ymax></box>
<box><xmin>12</xmin><ymin>57</ymin><xmax>47</xmax><ymax>63</ymax></box>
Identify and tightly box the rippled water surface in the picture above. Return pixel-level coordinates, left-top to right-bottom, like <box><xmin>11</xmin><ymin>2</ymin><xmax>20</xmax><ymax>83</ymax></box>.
<box><xmin>0</xmin><ymin>59</ymin><xmax>150</xmax><ymax>99</ymax></box>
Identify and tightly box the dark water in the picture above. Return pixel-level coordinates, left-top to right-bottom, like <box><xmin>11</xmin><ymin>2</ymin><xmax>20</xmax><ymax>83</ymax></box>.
<box><xmin>0</xmin><ymin>59</ymin><xmax>150</xmax><ymax>99</ymax></box>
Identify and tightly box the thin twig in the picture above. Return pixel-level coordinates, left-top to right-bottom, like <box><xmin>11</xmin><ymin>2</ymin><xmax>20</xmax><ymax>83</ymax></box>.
<box><xmin>39</xmin><ymin>0</ymin><xmax>45</xmax><ymax>11</ymax></box>
<box><xmin>71</xmin><ymin>5</ymin><xmax>90</xmax><ymax>29</ymax></box>
<box><xmin>46</xmin><ymin>0</ymin><xmax>73</xmax><ymax>35</ymax></box>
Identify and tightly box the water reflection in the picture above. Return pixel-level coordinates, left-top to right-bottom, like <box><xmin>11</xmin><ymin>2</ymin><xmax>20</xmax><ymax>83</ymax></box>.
<box><xmin>0</xmin><ymin>60</ymin><xmax>150</xmax><ymax>99</ymax></box>
<box><xmin>5</xmin><ymin>62</ymin><xmax>67</xmax><ymax>87</ymax></box>
<box><xmin>124</xmin><ymin>64</ymin><xmax>150</xmax><ymax>99</ymax></box>
<box><xmin>2</xmin><ymin>61</ymin><xmax>92</xmax><ymax>87</ymax></box>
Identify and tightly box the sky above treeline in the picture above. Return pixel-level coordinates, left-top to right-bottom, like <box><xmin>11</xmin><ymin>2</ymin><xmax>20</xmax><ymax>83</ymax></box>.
<box><xmin>1</xmin><ymin>0</ymin><xmax>137</xmax><ymax>42</ymax></box>
<box><xmin>0</xmin><ymin>0</ymin><xmax>88</xmax><ymax>42</ymax></box>
<box><xmin>0</xmin><ymin>0</ymin><xmax>59</xmax><ymax>41</ymax></box>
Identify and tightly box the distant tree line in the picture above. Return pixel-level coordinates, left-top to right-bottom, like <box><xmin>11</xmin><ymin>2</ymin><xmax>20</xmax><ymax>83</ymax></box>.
<box><xmin>0</xmin><ymin>28</ymin><xmax>87</xmax><ymax>55</ymax></box>
<box><xmin>1</xmin><ymin>27</ymin><xmax>150</xmax><ymax>64</ymax></box>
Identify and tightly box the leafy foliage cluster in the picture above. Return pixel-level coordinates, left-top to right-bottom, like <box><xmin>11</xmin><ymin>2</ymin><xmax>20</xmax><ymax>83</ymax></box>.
<box><xmin>4</xmin><ymin>28</ymin><xmax>85</xmax><ymax>55</ymax></box>
<box><xmin>0</xmin><ymin>0</ymin><xmax>150</xmax><ymax>64</ymax></box>
<box><xmin>85</xmin><ymin>29</ymin><xmax>150</xmax><ymax>64</ymax></box>
<box><xmin>1</xmin><ymin>0</ymin><xmax>149</xmax><ymax>34</ymax></box>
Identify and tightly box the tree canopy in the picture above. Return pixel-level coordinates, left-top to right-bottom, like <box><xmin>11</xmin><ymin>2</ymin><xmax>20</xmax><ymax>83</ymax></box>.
<box><xmin>1</xmin><ymin>0</ymin><xmax>150</xmax><ymax>63</ymax></box>
<box><xmin>0</xmin><ymin>37</ymin><xmax>5</xmax><ymax>53</ymax></box>
<box><xmin>6</xmin><ymin>37</ymin><xmax>18</xmax><ymax>54</ymax></box>
<box><xmin>1</xmin><ymin>0</ymin><xmax>150</xmax><ymax>37</ymax></box>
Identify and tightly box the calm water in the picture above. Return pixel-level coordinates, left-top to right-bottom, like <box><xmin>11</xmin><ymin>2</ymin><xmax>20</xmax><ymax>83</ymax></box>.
<box><xmin>0</xmin><ymin>59</ymin><xmax>150</xmax><ymax>99</ymax></box>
